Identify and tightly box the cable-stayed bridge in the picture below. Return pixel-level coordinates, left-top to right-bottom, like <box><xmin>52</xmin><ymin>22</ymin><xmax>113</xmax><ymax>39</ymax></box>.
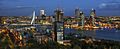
<box><xmin>10</xmin><ymin>11</ymin><xmax>39</xmax><ymax>26</ymax></box>
<box><xmin>8</xmin><ymin>11</ymin><xmax>41</xmax><ymax>30</ymax></box>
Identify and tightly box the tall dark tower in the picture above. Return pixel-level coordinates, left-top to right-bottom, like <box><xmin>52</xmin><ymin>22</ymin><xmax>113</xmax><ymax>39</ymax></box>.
<box><xmin>54</xmin><ymin>8</ymin><xmax>64</xmax><ymax>44</ymax></box>
<box><xmin>75</xmin><ymin>8</ymin><xmax>80</xmax><ymax>18</ymax></box>
<box><xmin>54</xmin><ymin>8</ymin><xmax>64</xmax><ymax>22</ymax></box>
<box><xmin>54</xmin><ymin>21</ymin><xmax>64</xmax><ymax>44</ymax></box>
<box><xmin>90</xmin><ymin>8</ymin><xmax>96</xmax><ymax>26</ymax></box>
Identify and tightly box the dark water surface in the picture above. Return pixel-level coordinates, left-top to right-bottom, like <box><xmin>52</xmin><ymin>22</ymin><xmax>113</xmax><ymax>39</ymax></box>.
<box><xmin>65</xmin><ymin>28</ymin><xmax>120</xmax><ymax>41</ymax></box>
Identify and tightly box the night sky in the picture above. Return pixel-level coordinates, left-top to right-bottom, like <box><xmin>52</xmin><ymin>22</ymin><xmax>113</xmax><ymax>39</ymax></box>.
<box><xmin>0</xmin><ymin>0</ymin><xmax>120</xmax><ymax>16</ymax></box>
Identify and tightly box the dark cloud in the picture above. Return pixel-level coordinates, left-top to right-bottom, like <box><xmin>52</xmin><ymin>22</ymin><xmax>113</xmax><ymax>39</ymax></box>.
<box><xmin>96</xmin><ymin>1</ymin><xmax>120</xmax><ymax>16</ymax></box>
<box><xmin>98</xmin><ymin>1</ymin><xmax>120</xmax><ymax>10</ymax></box>
<box><xmin>0</xmin><ymin>6</ymin><xmax>33</xmax><ymax>11</ymax></box>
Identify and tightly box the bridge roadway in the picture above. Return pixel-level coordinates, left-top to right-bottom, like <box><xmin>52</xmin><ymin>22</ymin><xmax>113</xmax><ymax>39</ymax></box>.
<box><xmin>8</xmin><ymin>24</ymin><xmax>53</xmax><ymax>31</ymax></box>
<box><xmin>9</xmin><ymin>24</ymin><xmax>40</xmax><ymax>26</ymax></box>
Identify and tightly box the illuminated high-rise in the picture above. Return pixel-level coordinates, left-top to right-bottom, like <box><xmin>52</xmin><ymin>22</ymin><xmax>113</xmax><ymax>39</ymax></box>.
<box><xmin>54</xmin><ymin>21</ymin><xmax>64</xmax><ymax>44</ymax></box>
<box><xmin>40</xmin><ymin>10</ymin><xmax>45</xmax><ymax>16</ymax></box>
<box><xmin>54</xmin><ymin>8</ymin><xmax>64</xmax><ymax>44</ymax></box>
<box><xmin>75</xmin><ymin>8</ymin><xmax>80</xmax><ymax>18</ymax></box>
<box><xmin>90</xmin><ymin>8</ymin><xmax>96</xmax><ymax>26</ymax></box>
<box><xmin>80</xmin><ymin>11</ymin><xmax>85</xmax><ymax>29</ymax></box>
<box><xmin>54</xmin><ymin>8</ymin><xmax>64</xmax><ymax>22</ymax></box>
<box><xmin>40</xmin><ymin>9</ymin><xmax>46</xmax><ymax>20</ymax></box>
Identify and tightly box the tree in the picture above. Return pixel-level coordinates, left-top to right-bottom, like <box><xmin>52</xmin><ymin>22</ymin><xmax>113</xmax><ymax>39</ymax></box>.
<box><xmin>73</xmin><ymin>45</ymin><xmax>81</xmax><ymax>49</ymax></box>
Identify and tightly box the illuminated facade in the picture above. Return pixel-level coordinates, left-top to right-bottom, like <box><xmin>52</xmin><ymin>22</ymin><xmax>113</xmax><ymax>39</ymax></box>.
<box><xmin>40</xmin><ymin>10</ymin><xmax>45</xmax><ymax>16</ymax></box>
<box><xmin>80</xmin><ymin>11</ymin><xmax>85</xmax><ymax>29</ymax></box>
<box><xmin>54</xmin><ymin>21</ymin><xmax>64</xmax><ymax>44</ymax></box>
<box><xmin>90</xmin><ymin>9</ymin><xmax>96</xmax><ymax>26</ymax></box>
<box><xmin>54</xmin><ymin>8</ymin><xmax>64</xmax><ymax>22</ymax></box>
<box><xmin>54</xmin><ymin>8</ymin><xmax>64</xmax><ymax>44</ymax></box>
<box><xmin>75</xmin><ymin>8</ymin><xmax>81</xmax><ymax>27</ymax></box>
<box><xmin>40</xmin><ymin>10</ymin><xmax>46</xmax><ymax>20</ymax></box>
<box><xmin>75</xmin><ymin>8</ymin><xmax>80</xmax><ymax>18</ymax></box>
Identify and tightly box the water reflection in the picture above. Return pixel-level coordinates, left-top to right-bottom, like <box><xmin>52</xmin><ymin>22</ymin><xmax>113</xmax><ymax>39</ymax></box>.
<box><xmin>65</xmin><ymin>28</ymin><xmax>120</xmax><ymax>41</ymax></box>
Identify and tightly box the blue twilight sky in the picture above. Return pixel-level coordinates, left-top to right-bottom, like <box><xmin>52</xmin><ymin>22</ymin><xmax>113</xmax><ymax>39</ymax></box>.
<box><xmin>0</xmin><ymin>0</ymin><xmax>120</xmax><ymax>16</ymax></box>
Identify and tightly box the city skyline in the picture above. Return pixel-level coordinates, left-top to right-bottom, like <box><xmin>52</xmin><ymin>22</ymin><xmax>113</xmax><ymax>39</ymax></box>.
<box><xmin>0</xmin><ymin>0</ymin><xmax>120</xmax><ymax>49</ymax></box>
<box><xmin>0</xmin><ymin>0</ymin><xmax>120</xmax><ymax>16</ymax></box>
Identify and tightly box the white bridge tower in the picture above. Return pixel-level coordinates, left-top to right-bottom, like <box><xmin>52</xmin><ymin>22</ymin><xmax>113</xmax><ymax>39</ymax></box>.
<box><xmin>31</xmin><ymin>11</ymin><xmax>36</xmax><ymax>24</ymax></box>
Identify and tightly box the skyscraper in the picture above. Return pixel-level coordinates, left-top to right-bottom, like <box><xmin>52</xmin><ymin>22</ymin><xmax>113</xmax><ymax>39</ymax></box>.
<box><xmin>54</xmin><ymin>8</ymin><xmax>64</xmax><ymax>22</ymax></box>
<box><xmin>40</xmin><ymin>9</ymin><xmax>46</xmax><ymax>20</ymax></box>
<box><xmin>75</xmin><ymin>8</ymin><xmax>80</xmax><ymax>18</ymax></box>
<box><xmin>40</xmin><ymin>10</ymin><xmax>45</xmax><ymax>16</ymax></box>
<box><xmin>54</xmin><ymin>21</ymin><xmax>64</xmax><ymax>44</ymax></box>
<box><xmin>80</xmin><ymin>11</ymin><xmax>85</xmax><ymax>29</ymax></box>
<box><xmin>90</xmin><ymin>8</ymin><xmax>96</xmax><ymax>26</ymax></box>
<box><xmin>54</xmin><ymin>8</ymin><xmax>64</xmax><ymax>44</ymax></box>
